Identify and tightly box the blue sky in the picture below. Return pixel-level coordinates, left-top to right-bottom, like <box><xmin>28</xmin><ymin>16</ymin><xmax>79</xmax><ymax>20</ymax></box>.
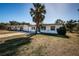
<box><xmin>0</xmin><ymin>3</ymin><xmax>79</xmax><ymax>24</ymax></box>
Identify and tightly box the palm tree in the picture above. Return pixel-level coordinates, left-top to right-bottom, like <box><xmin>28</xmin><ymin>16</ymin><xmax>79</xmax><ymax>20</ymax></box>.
<box><xmin>30</xmin><ymin>3</ymin><xmax>46</xmax><ymax>34</ymax></box>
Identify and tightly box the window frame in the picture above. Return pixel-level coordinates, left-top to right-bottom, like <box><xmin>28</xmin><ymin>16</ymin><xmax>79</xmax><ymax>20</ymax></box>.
<box><xmin>50</xmin><ymin>26</ymin><xmax>55</xmax><ymax>30</ymax></box>
<box><xmin>41</xmin><ymin>26</ymin><xmax>46</xmax><ymax>30</ymax></box>
<box><xmin>31</xmin><ymin>26</ymin><xmax>35</xmax><ymax>30</ymax></box>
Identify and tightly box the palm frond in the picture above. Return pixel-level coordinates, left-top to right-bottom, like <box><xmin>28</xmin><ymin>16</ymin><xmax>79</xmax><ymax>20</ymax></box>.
<box><xmin>30</xmin><ymin>8</ymin><xmax>35</xmax><ymax>16</ymax></box>
<box><xmin>30</xmin><ymin>3</ymin><xmax>46</xmax><ymax>23</ymax></box>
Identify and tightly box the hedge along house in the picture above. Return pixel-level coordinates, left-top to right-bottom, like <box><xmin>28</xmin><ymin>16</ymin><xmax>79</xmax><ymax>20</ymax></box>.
<box><xmin>8</xmin><ymin>23</ymin><xmax>63</xmax><ymax>34</ymax></box>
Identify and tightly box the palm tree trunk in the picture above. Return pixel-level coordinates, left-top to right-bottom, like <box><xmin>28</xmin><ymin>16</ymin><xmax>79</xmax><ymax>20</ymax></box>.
<box><xmin>38</xmin><ymin>24</ymin><xmax>40</xmax><ymax>33</ymax></box>
<box><xmin>35</xmin><ymin>25</ymin><xmax>38</xmax><ymax>34</ymax></box>
<box><xmin>35</xmin><ymin>22</ymin><xmax>39</xmax><ymax>34</ymax></box>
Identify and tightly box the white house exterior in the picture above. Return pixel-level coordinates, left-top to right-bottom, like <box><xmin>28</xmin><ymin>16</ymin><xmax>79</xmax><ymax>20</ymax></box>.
<box><xmin>9</xmin><ymin>24</ymin><xmax>62</xmax><ymax>34</ymax></box>
<box><xmin>40</xmin><ymin>24</ymin><xmax>62</xmax><ymax>34</ymax></box>
<box><xmin>23</xmin><ymin>25</ymin><xmax>29</xmax><ymax>31</ymax></box>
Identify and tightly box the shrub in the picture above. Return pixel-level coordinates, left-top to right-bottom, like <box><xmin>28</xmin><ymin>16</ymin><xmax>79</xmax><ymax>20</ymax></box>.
<box><xmin>57</xmin><ymin>26</ymin><xmax>66</xmax><ymax>35</ymax></box>
<box><xmin>0</xmin><ymin>24</ymin><xmax>6</xmax><ymax>30</ymax></box>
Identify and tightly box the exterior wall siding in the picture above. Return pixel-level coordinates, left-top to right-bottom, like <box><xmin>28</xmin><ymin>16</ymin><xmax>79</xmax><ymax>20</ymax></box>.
<box><xmin>9</xmin><ymin>24</ymin><xmax>62</xmax><ymax>34</ymax></box>
<box><xmin>23</xmin><ymin>25</ymin><xmax>29</xmax><ymax>31</ymax></box>
<box><xmin>40</xmin><ymin>25</ymin><xmax>57</xmax><ymax>34</ymax></box>
<box><xmin>29</xmin><ymin>26</ymin><xmax>36</xmax><ymax>33</ymax></box>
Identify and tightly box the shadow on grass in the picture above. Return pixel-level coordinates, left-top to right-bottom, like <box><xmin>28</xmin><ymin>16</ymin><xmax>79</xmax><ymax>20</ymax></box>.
<box><xmin>0</xmin><ymin>33</ymin><xmax>35</xmax><ymax>56</ymax></box>
<box><xmin>40</xmin><ymin>33</ymin><xmax>69</xmax><ymax>38</ymax></box>
<box><xmin>75</xmin><ymin>34</ymin><xmax>79</xmax><ymax>37</ymax></box>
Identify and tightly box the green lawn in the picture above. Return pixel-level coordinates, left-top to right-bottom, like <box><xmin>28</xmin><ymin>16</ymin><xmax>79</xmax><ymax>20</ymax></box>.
<box><xmin>0</xmin><ymin>30</ymin><xmax>79</xmax><ymax>56</ymax></box>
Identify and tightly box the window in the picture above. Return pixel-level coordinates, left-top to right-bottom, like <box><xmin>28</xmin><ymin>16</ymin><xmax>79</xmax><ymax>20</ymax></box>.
<box><xmin>32</xmin><ymin>27</ymin><xmax>35</xmax><ymax>30</ymax></box>
<box><xmin>20</xmin><ymin>27</ymin><xmax>23</xmax><ymax>31</ymax></box>
<box><xmin>41</xmin><ymin>26</ymin><xmax>46</xmax><ymax>30</ymax></box>
<box><xmin>51</xmin><ymin>26</ymin><xmax>55</xmax><ymax>30</ymax></box>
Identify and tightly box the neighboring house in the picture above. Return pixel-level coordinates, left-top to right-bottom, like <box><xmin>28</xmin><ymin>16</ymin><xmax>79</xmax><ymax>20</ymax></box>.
<box><xmin>8</xmin><ymin>25</ymin><xmax>24</xmax><ymax>31</ymax></box>
<box><xmin>8</xmin><ymin>24</ymin><xmax>62</xmax><ymax>34</ymax></box>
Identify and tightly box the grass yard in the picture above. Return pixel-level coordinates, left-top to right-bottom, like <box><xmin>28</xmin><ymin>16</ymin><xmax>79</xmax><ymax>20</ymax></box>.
<box><xmin>0</xmin><ymin>30</ymin><xmax>18</xmax><ymax>34</ymax></box>
<box><xmin>0</xmin><ymin>30</ymin><xmax>79</xmax><ymax>56</ymax></box>
<box><xmin>15</xmin><ymin>33</ymin><xmax>79</xmax><ymax>56</ymax></box>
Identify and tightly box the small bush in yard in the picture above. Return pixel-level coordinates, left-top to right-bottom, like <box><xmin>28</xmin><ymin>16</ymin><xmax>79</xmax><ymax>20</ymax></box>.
<box><xmin>57</xmin><ymin>26</ymin><xmax>66</xmax><ymax>35</ymax></box>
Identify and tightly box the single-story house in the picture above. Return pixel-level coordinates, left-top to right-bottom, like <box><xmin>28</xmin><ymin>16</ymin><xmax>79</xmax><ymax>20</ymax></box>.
<box><xmin>8</xmin><ymin>24</ymin><xmax>63</xmax><ymax>34</ymax></box>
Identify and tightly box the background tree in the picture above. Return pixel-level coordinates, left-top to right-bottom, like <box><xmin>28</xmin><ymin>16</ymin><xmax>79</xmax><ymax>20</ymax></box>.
<box><xmin>76</xmin><ymin>20</ymin><xmax>79</xmax><ymax>33</ymax></box>
<box><xmin>9</xmin><ymin>21</ymin><xmax>20</xmax><ymax>25</ymax></box>
<box><xmin>21</xmin><ymin>22</ymin><xmax>30</xmax><ymax>25</ymax></box>
<box><xmin>77</xmin><ymin>9</ymin><xmax>79</xmax><ymax>33</ymax></box>
<box><xmin>0</xmin><ymin>22</ymin><xmax>10</xmax><ymax>30</ymax></box>
<box><xmin>66</xmin><ymin>19</ymin><xmax>77</xmax><ymax>33</ymax></box>
<box><xmin>30</xmin><ymin>3</ymin><xmax>46</xmax><ymax>34</ymax></box>
<box><xmin>55</xmin><ymin>19</ymin><xmax>67</xmax><ymax>28</ymax></box>
<box><xmin>55</xmin><ymin>19</ymin><xmax>66</xmax><ymax>35</ymax></box>
<box><xmin>55</xmin><ymin>19</ymin><xmax>65</xmax><ymax>25</ymax></box>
